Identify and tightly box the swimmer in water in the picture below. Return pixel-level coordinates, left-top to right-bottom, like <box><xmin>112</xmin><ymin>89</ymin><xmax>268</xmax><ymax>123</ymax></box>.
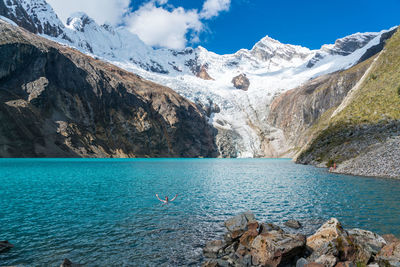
<box><xmin>156</xmin><ymin>194</ymin><xmax>178</xmax><ymax>204</ymax></box>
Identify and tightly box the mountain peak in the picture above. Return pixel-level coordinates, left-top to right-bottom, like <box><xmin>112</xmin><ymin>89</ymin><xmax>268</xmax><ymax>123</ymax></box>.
<box><xmin>66</xmin><ymin>12</ymin><xmax>95</xmax><ymax>32</ymax></box>
<box><xmin>250</xmin><ymin>34</ymin><xmax>311</xmax><ymax>63</ymax></box>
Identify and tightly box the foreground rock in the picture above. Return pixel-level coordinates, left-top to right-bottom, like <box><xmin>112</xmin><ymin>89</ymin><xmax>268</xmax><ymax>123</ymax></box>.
<box><xmin>0</xmin><ymin>240</ymin><xmax>13</xmax><ymax>253</ymax></box>
<box><xmin>285</xmin><ymin>220</ymin><xmax>302</xmax><ymax>229</ymax></box>
<box><xmin>203</xmin><ymin>213</ymin><xmax>398</xmax><ymax>267</ymax></box>
<box><xmin>204</xmin><ymin>212</ymin><xmax>306</xmax><ymax>267</ymax></box>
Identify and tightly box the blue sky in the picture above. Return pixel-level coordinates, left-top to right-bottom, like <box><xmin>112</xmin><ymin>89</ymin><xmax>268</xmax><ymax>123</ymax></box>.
<box><xmin>48</xmin><ymin>0</ymin><xmax>400</xmax><ymax>54</ymax></box>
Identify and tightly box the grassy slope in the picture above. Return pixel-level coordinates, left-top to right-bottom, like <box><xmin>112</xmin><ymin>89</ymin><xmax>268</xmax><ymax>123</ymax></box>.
<box><xmin>296</xmin><ymin>27</ymin><xmax>400</xmax><ymax>165</ymax></box>
<box><xmin>331</xmin><ymin>28</ymin><xmax>400</xmax><ymax>124</ymax></box>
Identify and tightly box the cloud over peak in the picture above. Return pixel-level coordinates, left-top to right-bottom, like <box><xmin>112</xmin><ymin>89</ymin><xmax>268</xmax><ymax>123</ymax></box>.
<box><xmin>46</xmin><ymin>0</ymin><xmax>232</xmax><ymax>50</ymax></box>
<box><xmin>126</xmin><ymin>2</ymin><xmax>202</xmax><ymax>50</ymax></box>
<box><xmin>46</xmin><ymin>0</ymin><xmax>130</xmax><ymax>26</ymax></box>
<box><xmin>200</xmin><ymin>0</ymin><xmax>231</xmax><ymax>19</ymax></box>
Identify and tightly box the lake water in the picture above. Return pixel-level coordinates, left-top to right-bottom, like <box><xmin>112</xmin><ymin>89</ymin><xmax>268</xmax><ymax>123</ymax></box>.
<box><xmin>0</xmin><ymin>159</ymin><xmax>399</xmax><ymax>266</ymax></box>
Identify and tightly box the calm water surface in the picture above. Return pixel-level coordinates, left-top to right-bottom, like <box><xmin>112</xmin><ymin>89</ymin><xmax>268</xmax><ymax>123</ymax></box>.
<box><xmin>0</xmin><ymin>159</ymin><xmax>399</xmax><ymax>266</ymax></box>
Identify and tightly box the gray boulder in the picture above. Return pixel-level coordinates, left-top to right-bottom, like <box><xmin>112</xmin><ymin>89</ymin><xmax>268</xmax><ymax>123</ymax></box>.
<box><xmin>224</xmin><ymin>212</ymin><xmax>256</xmax><ymax>239</ymax></box>
<box><xmin>285</xmin><ymin>219</ymin><xmax>302</xmax><ymax>229</ymax></box>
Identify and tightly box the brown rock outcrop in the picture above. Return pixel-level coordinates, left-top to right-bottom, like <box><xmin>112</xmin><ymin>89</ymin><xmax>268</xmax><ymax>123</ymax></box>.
<box><xmin>196</xmin><ymin>65</ymin><xmax>214</xmax><ymax>80</ymax></box>
<box><xmin>204</xmin><ymin>214</ymin><xmax>394</xmax><ymax>267</ymax></box>
<box><xmin>0</xmin><ymin>21</ymin><xmax>218</xmax><ymax>158</ymax></box>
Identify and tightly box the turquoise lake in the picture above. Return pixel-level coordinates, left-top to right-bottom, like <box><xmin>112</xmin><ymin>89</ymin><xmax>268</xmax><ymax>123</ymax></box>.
<box><xmin>0</xmin><ymin>159</ymin><xmax>399</xmax><ymax>266</ymax></box>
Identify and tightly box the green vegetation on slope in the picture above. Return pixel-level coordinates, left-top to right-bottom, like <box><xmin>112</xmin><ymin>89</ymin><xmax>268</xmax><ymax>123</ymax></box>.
<box><xmin>332</xmin><ymin>28</ymin><xmax>400</xmax><ymax>125</ymax></box>
<box><xmin>296</xmin><ymin>27</ymin><xmax>400</xmax><ymax>165</ymax></box>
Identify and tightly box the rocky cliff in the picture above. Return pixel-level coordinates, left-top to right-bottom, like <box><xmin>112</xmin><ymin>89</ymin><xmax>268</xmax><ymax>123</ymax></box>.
<box><xmin>0</xmin><ymin>21</ymin><xmax>217</xmax><ymax>158</ymax></box>
<box><xmin>269</xmin><ymin>27</ymin><xmax>400</xmax><ymax>178</ymax></box>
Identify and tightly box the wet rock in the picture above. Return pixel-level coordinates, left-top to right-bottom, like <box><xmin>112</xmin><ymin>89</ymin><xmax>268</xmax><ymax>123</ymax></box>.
<box><xmin>231</xmin><ymin>74</ymin><xmax>250</xmax><ymax>91</ymax></box>
<box><xmin>307</xmin><ymin>218</ymin><xmax>347</xmax><ymax>251</ymax></box>
<box><xmin>224</xmin><ymin>212</ymin><xmax>256</xmax><ymax>239</ymax></box>
<box><xmin>285</xmin><ymin>219</ymin><xmax>302</xmax><ymax>229</ymax></box>
<box><xmin>0</xmin><ymin>241</ymin><xmax>13</xmax><ymax>253</ymax></box>
<box><xmin>204</xmin><ymin>240</ymin><xmax>226</xmax><ymax>259</ymax></box>
<box><xmin>376</xmin><ymin>240</ymin><xmax>400</xmax><ymax>267</ymax></box>
<box><xmin>250</xmin><ymin>232</ymin><xmax>306</xmax><ymax>266</ymax></box>
<box><xmin>60</xmin><ymin>258</ymin><xmax>83</xmax><ymax>267</ymax></box>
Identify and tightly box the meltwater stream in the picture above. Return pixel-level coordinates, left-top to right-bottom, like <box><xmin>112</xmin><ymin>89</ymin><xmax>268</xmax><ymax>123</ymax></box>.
<box><xmin>0</xmin><ymin>159</ymin><xmax>399</xmax><ymax>266</ymax></box>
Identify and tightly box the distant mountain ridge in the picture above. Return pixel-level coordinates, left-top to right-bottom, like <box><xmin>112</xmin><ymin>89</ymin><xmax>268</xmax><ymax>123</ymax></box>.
<box><xmin>0</xmin><ymin>0</ymin><xmax>397</xmax><ymax>162</ymax></box>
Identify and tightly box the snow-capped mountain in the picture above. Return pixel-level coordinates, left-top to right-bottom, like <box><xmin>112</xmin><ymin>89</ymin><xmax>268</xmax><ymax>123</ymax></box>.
<box><xmin>0</xmin><ymin>0</ymin><xmax>394</xmax><ymax>157</ymax></box>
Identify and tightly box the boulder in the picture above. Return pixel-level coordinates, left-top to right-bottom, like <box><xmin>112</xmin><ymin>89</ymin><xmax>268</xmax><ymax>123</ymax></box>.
<box><xmin>224</xmin><ymin>212</ymin><xmax>256</xmax><ymax>239</ymax></box>
<box><xmin>347</xmin><ymin>228</ymin><xmax>386</xmax><ymax>256</ymax></box>
<box><xmin>376</xmin><ymin>240</ymin><xmax>400</xmax><ymax>267</ymax></box>
<box><xmin>231</xmin><ymin>74</ymin><xmax>250</xmax><ymax>91</ymax></box>
<box><xmin>259</xmin><ymin>222</ymin><xmax>282</xmax><ymax>234</ymax></box>
<box><xmin>60</xmin><ymin>258</ymin><xmax>83</xmax><ymax>267</ymax></box>
<box><xmin>307</xmin><ymin>218</ymin><xmax>348</xmax><ymax>251</ymax></box>
<box><xmin>250</xmin><ymin>231</ymin><xmax>306</xmax><ymax>266</ymax></box>
<box><xmin>285</xmin><ymin>220</ymin><xmax>302</xmax><ymax>229</ymax></box>
<box><xmin>0</xmin><ymin>241</ymin><xmax>13</xmax><ymax>253</ymax></box>
<box><xmin>382</xmin><ymin>234</ymin><xmax>400</xmax><ymax>244</ymax></box>
<box><xmin>239</xmin><ymin>221</ymin><xmax>259</xmax><ymax>248</ymax></box>
<box><xmin>203</xmin><ymin>240</ymin><xmax>226</xmax><ymax>259</ymax></box>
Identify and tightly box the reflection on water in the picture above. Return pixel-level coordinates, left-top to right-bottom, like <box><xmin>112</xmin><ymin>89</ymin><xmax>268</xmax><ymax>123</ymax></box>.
<box><xmin>0</xmin><ymin>159</ymin><xmax>399</xmax><ymax>266</ymax></box>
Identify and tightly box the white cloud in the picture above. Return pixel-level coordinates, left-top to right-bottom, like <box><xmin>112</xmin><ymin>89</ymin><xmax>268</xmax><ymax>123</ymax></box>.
<box><xmin>200</xmin><ymin>0</ymin><xmax>231</xmax><ymax>19</ymax></box>
<box><xmin>46</xmin><ymin>0</ymin><xmax>130</xmax><ymax>25</ymax></box>
<box><xmin>125</xmin><ymin>2</ymin><xmax>203</xmax><ymax>50</ymax></box>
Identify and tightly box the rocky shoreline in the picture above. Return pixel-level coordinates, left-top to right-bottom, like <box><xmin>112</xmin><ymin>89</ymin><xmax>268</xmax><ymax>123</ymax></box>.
<box><xmin>203</xmin><ymin>212</ymin><xmax>400</xmax><ymax>267</ymax></box>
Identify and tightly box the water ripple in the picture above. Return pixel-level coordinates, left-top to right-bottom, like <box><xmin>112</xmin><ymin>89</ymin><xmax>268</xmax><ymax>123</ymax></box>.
<box><xmin>0</xmin><ymin>159</ymin><xmax>399</xmax><ymax>266</ymax></box>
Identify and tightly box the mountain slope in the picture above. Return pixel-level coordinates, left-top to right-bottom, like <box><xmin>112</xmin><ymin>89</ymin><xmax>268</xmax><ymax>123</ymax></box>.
<box><xmin>293</xmin><ymin>27</ymin><xmax>400</xmax><ymax>178</ymax></box>
<box><xmin>0</xmin><ymin>20</ymin><xmax>217</xmax><ymax>158</ymax></box>
<box><xmin>0</xmin><ymin>0</ymin><xmax>396</xmax><ymax>158</ymax></box>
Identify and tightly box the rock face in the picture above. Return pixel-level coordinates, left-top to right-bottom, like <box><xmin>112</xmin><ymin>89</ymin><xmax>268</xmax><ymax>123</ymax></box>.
<box><xmin>294</xmin><ymin>28</ymin><xmax>400</xmax><ymax>178</ymax></box>
<box><xmin>196</xmin><ymin>65</ymin><xmax>214</xmax><ymax>80</ymax></box>
<box><xmin>203</xmin><ymin>214</ymin><xmax>394</xmax><ymax>267</ymax></box>
<box><xmin>0</xmin><ymin>21</ymin><xmax>218</xmax><ymax>158</ymax></box>
<box><xmin>268</xmin><ymin>56</ymin><xmax>375</xmax><ymax>156</ymax></box>
<box><xmin>231</xmin><ymin>74</ymin><xmax>250</xmax><ymax>91</ymax></box>
<box><xmin>268</xmin><ymin>27</ymin><xmax>400</xmax><ymax>178</ymax></box>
